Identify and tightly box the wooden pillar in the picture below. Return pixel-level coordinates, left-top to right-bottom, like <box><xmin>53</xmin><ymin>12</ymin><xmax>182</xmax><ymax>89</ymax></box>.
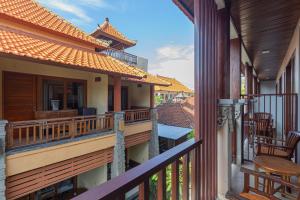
<box><xmin>150</xmin><ymin>85</ymin><xmax>155</xmax><ymax>108</ymax></box>
<box><xmin>217</xmin><ymin>7</ymin><xmax>230</xmax><ymax>99</ymax></box>
<box><xmin>245</xmin><ymin>64</ymin><xmax>253</xmax><ymax>95</ymax></box>
<box><xmin>194</xmin><ymin>0</ymin><xmax>219</xmax><ymax>199</ymax></box>
<box><xmin>114</xmin><ymin>76</ymin><xmax>121</xmax><ymax>112</ymax></box>
<box><xmin>230</xmin><ymin>38</ymin><xmax>241</xmax><ymax>99</ymax></box>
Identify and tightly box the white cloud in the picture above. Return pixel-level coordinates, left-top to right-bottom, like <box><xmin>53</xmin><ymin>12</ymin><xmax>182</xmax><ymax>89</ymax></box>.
<box><xmin>149</xmin><ymin>44</ymin><xmax>194</xmax><ymax>89</ymax></box>
<box><xmin>38</xmin><ymin>0</ymin><xmax>92</xmax><ymax>22</ymax></box>
<box><xmin>37</xmin><ymin>0</ymin><xmax>116</xmax><ymax>24</ymax></box>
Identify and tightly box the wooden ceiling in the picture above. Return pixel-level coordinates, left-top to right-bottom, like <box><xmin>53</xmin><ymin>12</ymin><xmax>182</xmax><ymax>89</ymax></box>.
<box><xmin>231</xmin><ymin>0</ymin><xmax>300</xmax><ymax>80</ymax></box>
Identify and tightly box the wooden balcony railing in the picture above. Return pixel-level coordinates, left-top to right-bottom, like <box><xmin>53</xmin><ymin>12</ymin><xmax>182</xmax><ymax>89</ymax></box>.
<box><xmin>72</xmin><ymin>139</ymin><xmax>201</xmax><ymax>200</ymax></box>
<box><xmin>6</xmin><ymin>114</ymin><xmax>114</xmax><ymax>150</ymax></box>
<box><xmin>124</xmin><ymin>109</ymin><xmax>151</xmax><ymax>123</ymax></box>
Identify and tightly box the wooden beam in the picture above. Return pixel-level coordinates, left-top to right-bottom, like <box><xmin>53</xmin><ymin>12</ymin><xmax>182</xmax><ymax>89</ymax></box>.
<box><xmin>230</xmin><ymin>38</ymin><xmax>241</xmax><ymax>99</ymax></box>
<box><xmin>194</xmin><ymin>0</ymin><xmax>219</xmax><ymax>199</ymax></box>
<box><xmin>114</xmin><ymin>76</ymin><xmax>121</xmax><ymax>112</ymax></box>
<box><xmin>217</xmin><ymin>7</ymin><xmax>230</xmax><ymax>99</ymax></box>
<box><xmin>245</xmin><ymin>64</ymin><xmax>253</xmax><ymax>95</ymax></box>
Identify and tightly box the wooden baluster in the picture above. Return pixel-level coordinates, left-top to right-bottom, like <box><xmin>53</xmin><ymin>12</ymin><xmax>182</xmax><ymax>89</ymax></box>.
<box><xmin>182</xmin><ymin>154</ymin><xmax>190</xmax><ymax>200</ymax></box>
<box><xmin>57</xmin><ymin>124</ymin><xmax>60</xmax><ymax>140</ymax></box>
<box><xmin>157</xmin><ymin>169</ymin><xmax>166</xmax><ymax>200</ymax></box>
<box><xmin>96</xmin><ymin>116</ymin><xmax>100</xmax><ymax>131</ymax></box>
<box><xmin>52</xmin><ymin>124</ymin><xmax>55</xmax><ymax>140</ymax></box>
<box><xmin>87</xmin><ymin>119</ymin><xmax>90</xmax><ymax>133</ymax></box>
<box><xmin>63</xmin><ymin>123</ymin><xmax>66</xmax><ymax>138</ymax></box>
<box><xmin>139</xmin><ymin>180</ymin><xmax>149</xmax><ymax>200</ymax></box>
<box><xmin>171</xmin><ymin>161</ymin><xmax>179</xmax><ymax>200</ymax></box>
<box><xmin>33</xmin><ymin>125</ymin><xmax>36</xmax><ymax>144</ymax></box>
<box><xmin>70</xmin><ymin>119</ymin><xmax>75</xmax><ymax>138</ymax></box>
<box><xmin>8</xmin><ymin>125</ymin><xmax>14</xmax><ymax>148</ymax></box>
<box><xmin>39</xmin><ymin>123</ymin><xmax>43</xmax><ymax>143</ymax></box>
<box><xmin>110</xmin><ymin>115</ymin><xmax>114</xmax><ymax>129</ymax></box>
<box><xmin>79</xmin><ymin>121</ymin><xmax>82</xmax><ymax>135</ymax></box>
<box><xmin>19</xmin><ymin>128</ymin><xmax>22</xmax><ymax>145</ymax></box>
<box><xmin>26</xmin><ymin>127</ymin><xmax>29</xmax><ymax>145</ymax></box>
<box><xmin>131</xmin><ymin>111</ymin><xmax>134</xmax><ymax>122</ymax></box>
<box><xmin>46</xmin><ymin>124</ymin><xmax>49</xmax><ymax>142</ymax></box>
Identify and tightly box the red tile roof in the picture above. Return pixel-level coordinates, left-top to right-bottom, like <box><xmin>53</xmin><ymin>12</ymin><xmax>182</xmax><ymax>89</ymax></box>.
<box><xmin>157</xmin><ymin>97</ymin><xmax>194</xmax><ymax>128</ymax></box>
<box><xmin>0</xmin><ymin>0</ymin><xmax>109</xmax><ymax>48</ymax></box>
<box><xmin>155</xmin><ymin>75</ymin><xmax>193</xmax><ymax>93</ymax></box>
<box><xmin>91</xmin><ymin>18</ymin><xmax>136</xmax><ymax>48</ymax></box>
<box><xmin>0</xmin><ymin>27</ymin><xmax>144</xmax><ymax>78</ymax></box>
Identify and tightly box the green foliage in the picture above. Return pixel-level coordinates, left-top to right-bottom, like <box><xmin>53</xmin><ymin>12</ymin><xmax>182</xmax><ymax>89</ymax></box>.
<box><xmin>155</xmin><ymin>95</ymin><xmax>163</xmax><ymax>105</ymax></box>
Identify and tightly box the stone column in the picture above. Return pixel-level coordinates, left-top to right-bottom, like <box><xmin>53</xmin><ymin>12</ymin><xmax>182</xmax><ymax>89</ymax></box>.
<box><xmin>234</xmin><ymin>100</ymin><xmax>245</xmax><ymax>166</ymax></box>
<box><xmin>217</xmin><ymin>100</ymin><xmax>235</xmax><ymax>199</ymax></box>
<box><xmin>0</xmin><ymin>120</ymin><xmax>7</xmax><ymax>199</ymax></box>
<box><xmin>111</xmin><ymin>112</ymin><xmax>125</xmax><ymax>178</ymax></box>
<box><xmin>149</xmin><ymin>108</ymin><xmax>159</xmax><ymax>159</ymax></box>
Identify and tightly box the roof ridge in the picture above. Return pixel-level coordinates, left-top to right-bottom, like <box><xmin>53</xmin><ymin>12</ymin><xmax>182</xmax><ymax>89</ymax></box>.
<box><xmin>0</xmin><ymin>0</ymin><xmax>109</xmax><ymax>48</ymax></box>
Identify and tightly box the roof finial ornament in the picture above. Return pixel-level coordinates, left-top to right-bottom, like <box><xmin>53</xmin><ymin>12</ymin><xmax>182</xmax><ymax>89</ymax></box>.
<box><xmin>105</xmin><ymin>17</ymin><xmax>109</xmax><ymax>22</ymax></box>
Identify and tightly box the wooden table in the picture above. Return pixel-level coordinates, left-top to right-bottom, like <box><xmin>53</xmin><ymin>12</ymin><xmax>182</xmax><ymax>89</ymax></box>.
<box><xmin>253</xmin><ymin>156</ymin><xmax>300</xmax><ymax>194</ymax></box>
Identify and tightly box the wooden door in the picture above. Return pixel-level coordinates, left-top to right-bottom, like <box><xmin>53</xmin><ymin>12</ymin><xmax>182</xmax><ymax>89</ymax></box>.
<box><xmin>3</xmin><ymin>71</ymin><xmax>36</xmax><ymax>121</ymax></box>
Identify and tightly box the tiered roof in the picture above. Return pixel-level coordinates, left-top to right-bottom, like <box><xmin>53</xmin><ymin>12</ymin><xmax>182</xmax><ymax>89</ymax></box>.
<box><xmin>91</xmin><ymin>18</ymin><xmax>136</xmax><ymax>49</ymax></box>
<box><xmin>155</xmin><ymin>75</ymin><xmax>193</xmax><ymax>93</ymax></box>
<box><xmin>0</xmin><ymin>0</ymin><xmax>169</xmax><ymax>85</ymax></box>
<box><xmin>0</xmin><ymin>27</ymin><xmax>144</xmax><ymax>78</ymax></box>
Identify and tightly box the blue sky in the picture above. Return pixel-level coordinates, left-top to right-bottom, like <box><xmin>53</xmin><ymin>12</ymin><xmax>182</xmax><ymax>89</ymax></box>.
<box><xmin>37</xmin><ymin>0</ymin><xmax>194</xmax><ymax>89</ymax></box>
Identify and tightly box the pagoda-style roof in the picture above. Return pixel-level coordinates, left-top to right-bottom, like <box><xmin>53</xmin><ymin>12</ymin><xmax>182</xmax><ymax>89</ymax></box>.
<box><xmin>91</xmin><ymin>18</ymin><xmax>136</xmax><ymax>50</ymax></box>
<box><xmin>0</xmin><ymin>0</ymin><xmax>149</xmax><ymax>79</ymax></box>
<box><xmin>0</xmin><ymin>26</ymin><xmax>144</xmax><ymax>78</ymax></box>
<box><xmin>155</xmin><ymin>75</ymin><xmax>193</xmax><ymax>93</ymax></box>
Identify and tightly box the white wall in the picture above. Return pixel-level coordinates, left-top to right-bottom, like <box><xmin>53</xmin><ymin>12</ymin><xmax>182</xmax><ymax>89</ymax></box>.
<box><xmin>126</xmin><ymin>83</ymin><xmax>150</xmax><ymax>108</ymax></box>
<box><xmin>256</xmin><ymin>81</ymin><xmax>283</xmax><ymax>137</ymax></box>
<box><xmin>0</xmin><ymin>57</ymin><xmax>108</xmax><ymax>118</ymax></box>
<box><xmin>77</xmin><ymin>165</ymin><xmax>107</xmax><ymax>189</ymax></box>
<box><xmin>260</xmin><ymin>80</ymin><xmax>276</xmax><ymax>94</ymax></box>
<box><xmin>127</xmin><ymin>142</ymin><xmax>149</xmax><ymax>164</ymax></box>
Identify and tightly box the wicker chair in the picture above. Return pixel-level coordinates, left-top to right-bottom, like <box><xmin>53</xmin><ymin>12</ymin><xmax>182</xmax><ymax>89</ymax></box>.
<box><xmin>256</xmin><ymin>131</ymin><xmax>300</xmax><ymax>160</ymax></box>
<box><xmin>238</xmin><ymin>167</ymin><xmax>300</xmax><ymax>200</ymax></box>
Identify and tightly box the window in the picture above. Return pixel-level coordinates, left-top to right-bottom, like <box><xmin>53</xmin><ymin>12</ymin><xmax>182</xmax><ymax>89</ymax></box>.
<box><xmin>43</xmin><ymin>78</ymin><xmax>86</xmax><ymax>111</ymax></box>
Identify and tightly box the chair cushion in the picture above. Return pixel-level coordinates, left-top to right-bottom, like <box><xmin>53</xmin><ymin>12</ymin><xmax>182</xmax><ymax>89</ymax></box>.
<box><xmin>240</xmin><ymin>192</ymin><xmax>270</xmax><ymax>200</ymax></box>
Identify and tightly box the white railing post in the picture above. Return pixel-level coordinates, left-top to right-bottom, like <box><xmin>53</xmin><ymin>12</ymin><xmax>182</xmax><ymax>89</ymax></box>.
<box><xmin>0</xmin><ymin>120</ymin><xmax>8</xmax><ymax>199</ymax></box>
<box><xmin>149</xmin><ymin>108</ymin><xmax>159</xmax><ymax>159</ymax></box>
<box><xmin>217</xmin><ymin>100</ymin><xmax>234</xmax><ymax>199</ymax></box>
<box><xmin>111</xmin><ymin>112</ymin><xmax>126</xmax><ymax>177</ymax></box>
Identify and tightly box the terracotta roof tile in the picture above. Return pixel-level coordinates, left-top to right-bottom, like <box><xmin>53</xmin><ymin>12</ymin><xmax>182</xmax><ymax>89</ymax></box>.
<box><xmin>155</xmin><ymin>75</ymin><xmax>193</xmax><ymax>93</ymax></box>
<box><xmin>92</xmin><ymin>18</ymin><xmax>136</xmax><ymax>47</ymax></box>
<box><xmin>0</xmin><ymin>0</ymin><xmax>109</xmax><ymax>48</ymax></box>
<box><xmin>157</xmin><ymin>97</ymin><xmax>194</xmax><ymax>128</ymax></box>
<box><xmin>0</xmin><ymin>27</ymin><xmax>144</xmax><ymax>78</ymax></box>
<box><xmin>124</xmin><ymin>68</ymin><xmax>171</xmax><ymax>86</ymax></box>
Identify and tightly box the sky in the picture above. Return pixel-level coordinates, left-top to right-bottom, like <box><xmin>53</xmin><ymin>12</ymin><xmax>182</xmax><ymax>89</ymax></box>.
<box><xmin>37</xmin><ymin>0</ymin><xmax>194</xmax><ymax>89</ymax></box>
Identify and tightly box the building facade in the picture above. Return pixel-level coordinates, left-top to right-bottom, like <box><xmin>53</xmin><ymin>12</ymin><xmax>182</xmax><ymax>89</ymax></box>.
<box><xmin>0</xmin><ymin>0</ymin><xmax>169</xmax><ymax>199</ymax></box>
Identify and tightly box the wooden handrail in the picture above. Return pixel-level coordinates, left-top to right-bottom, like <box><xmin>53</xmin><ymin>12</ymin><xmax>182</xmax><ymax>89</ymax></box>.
<box><xmin>6</xmin><ymin>114</ymin><xmax>114</xmax><ymax>150</ymax></box>
<box><xmin>124</xmin><ymin>108</ymin><xmax>151</xmax><ymax>123</ymax></box>
<box><xmin>72</xmin><ymin>139</ymin><xmax>202</xmax><ymax>200</ymax></box>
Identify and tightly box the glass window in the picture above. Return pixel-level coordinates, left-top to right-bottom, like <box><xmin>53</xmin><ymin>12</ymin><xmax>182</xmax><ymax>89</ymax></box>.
<box><xmin>43</xmin><ymin>78</ymin><xmax>85</xmax><ymax>111</ymax></box>
<box><xmin>67</xmin><ymin>82</ymin><xmax>84</xmax><ymax>109</ymax></box>
<box><xmin>43</xmin><ymin>79</ymin><xmax>64</xmax><ymax>110</ymax></box>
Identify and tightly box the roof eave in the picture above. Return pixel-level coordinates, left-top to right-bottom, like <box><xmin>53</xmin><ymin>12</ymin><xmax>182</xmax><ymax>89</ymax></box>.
<box><xmin>0</xmin><ymin>53</ymin><xmax>143</xmax><ymax>79</ymax></box>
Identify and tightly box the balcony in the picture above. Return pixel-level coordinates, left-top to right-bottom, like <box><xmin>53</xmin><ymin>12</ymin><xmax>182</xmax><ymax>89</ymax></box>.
<box><xmin>6</xmin><ymin>114</ymin><xmax>114</xmax><ymax>150</ymax></box>
<box><xmin>102</xmin><ymin>49</ymin><xmax>138</xmax><ymax>66</ymax></box>
<box><xmin>73</xmin><ymin>139</ymin><xmax>201</xmax><ymax>200</ymax></box>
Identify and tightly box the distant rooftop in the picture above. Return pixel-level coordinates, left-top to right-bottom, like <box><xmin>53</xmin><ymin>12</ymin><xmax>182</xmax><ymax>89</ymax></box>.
<box><xmin>157</xmin><ymin>97</ymin><xmax>194</xmax><ymax>128</ymax></box>
<box><xmin>158</xmin><ymin>123</ymin><xmax>192</xmax><ymax>140</ymax></box>
<box><xmin>91</xmin><ymin>18</ymin><xmax>136</xmax><ymax>50</ymax></box>
<box><xmin>155</xmin><ymin>75</ymin><xmax>193</xmax><ymax>93</ymax></box>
